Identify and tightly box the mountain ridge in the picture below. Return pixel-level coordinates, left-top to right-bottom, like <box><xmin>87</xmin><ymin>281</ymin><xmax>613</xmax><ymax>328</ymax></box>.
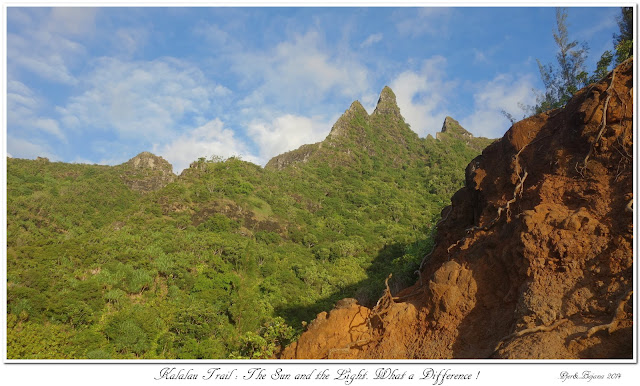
<box><xmin>266</xmin><ymin>86</ymin><xmax>491</xmax><ymax>171</ymax></box>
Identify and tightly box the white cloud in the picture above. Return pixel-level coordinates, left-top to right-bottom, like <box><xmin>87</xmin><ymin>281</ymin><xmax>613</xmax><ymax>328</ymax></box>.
<box><xmin>7</xmin><ymin>8</ymin><xmax>96</xmax><ymax>85</ymax></box>
<box><xmin>33</xmin><ymin>118</ymin><xmax>66</xmax><ymax>142</ymax></box>
<box><xmin>395</xmin><ymin>7</ymin><xmax>453</xmax><ymax>37</ymax></box>
<box><xmin>154</xmin><ymin>119</ymin><xmax>256</xmax><ymax>174</ymax></box>
<box><xmin>460</xmin><ymin>73</ymin><xmax>537</xmax><ymax>138</ymax></box>
<box><xmin>113</xmin><ymin>27</ymin><xmax>149</xmax><ymax>57</ymax></box>
<box><xmin>192</xmin><ymin>22</ymin><xmax>237</xmax><ymax>50</ymax></box>
<box><xmin>247</xmin><ymin>113</ymin><xmax>334</xmax><ymax>164</ymax></box>
<box><xmin>218</xmin><ymin>29</ymin><xmax>374</xmax><ymax>164</ymax></box>
<box><xmin>48</xmin><ymin>7</ymin><xmax>97</xmax><ymax>37</ymax></box>
<box><xmin>7</xmin><ymin>136</ymin><xmax>57</xmax><ymax>161</ymax></box>
<box><xmin>234</xmin><ymin>30</ymin><xmax>370</xmax><ymax>112</ymax></box>
<box><xmin>360</xmin><ymin>92</ymin><xmax>379</xmax><ymax>115</ymax></box>
<box><xmin>7</xmin><ymin>80</ymin><xmax>66</xmax><ymax>142</ymax></box>
<box><xmin>8</xmin><ymin>32</ymin><xmax>81</xmax><ymax>84</ymax></box>
<box><xmin>57</xmin><ymin>57</ymin><xmax>231</xmax><ymax>142</ymax></box>
<box><xmin>389</xmin><ymin>56</ymin><xmax>457</xmax><ymax>137</ymax></box>
<box><xmin>361</xmin><ymin>33</ymin><xmax>383</xmax><ymax>48</ymax></box>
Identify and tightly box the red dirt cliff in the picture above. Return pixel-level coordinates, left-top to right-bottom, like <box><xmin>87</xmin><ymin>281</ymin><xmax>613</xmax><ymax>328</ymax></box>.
<box><xmin>282</xmin><ymin>59</ymin><xmax>634</xmax><ymax>359</ymax></box>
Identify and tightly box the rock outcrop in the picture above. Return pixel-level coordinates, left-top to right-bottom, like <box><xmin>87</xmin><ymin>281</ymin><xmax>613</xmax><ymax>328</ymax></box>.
<box><xmin>438</xmin><ymin>116</ymin><xmax>472</xmax><ymax>138</ymax></box>
<box><xmin>282</xmin><ymin>59</ymin><xmax>634</xmax><ymax>359</ymax></box>
<box><xmin>119</xmin><ymin>152</ymin><xmax>176</xmax><ymax>192</ymax></box>
<box><xmin>372</xmin><ymin>86</ymin><xmax>402</xmax><ymax>118</ymax></box>
<box><xmin>436</xmin><ymin>116</ymin><xmax>494</xmax><ymax>152</ymax></box>
<box><xmin>265</xmin><ymin>143</ymin><xmax>321</xmax><ymax>171</ymax></box>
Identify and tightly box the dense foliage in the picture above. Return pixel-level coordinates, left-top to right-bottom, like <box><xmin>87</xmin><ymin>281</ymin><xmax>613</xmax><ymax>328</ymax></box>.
<box><xmin>6</xmin><ymin>96</ymin><xmax>492</xmax><ymax>359</ymax></box>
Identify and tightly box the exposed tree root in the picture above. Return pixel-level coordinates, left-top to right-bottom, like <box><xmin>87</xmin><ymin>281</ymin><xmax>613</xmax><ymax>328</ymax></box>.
<box><xmin>577</xmin><ymin>68</ymin><xmax>618</xmax><ymax>176</ymax></box>
<box><xmin>493</xmin><ymin>318</ymin><xmax>568</xmax><ymax>354</ymax></box>
<box><xmin>370</xmin><ymin>274</ymin><xmax>395</xmax><ymax>325</ymax></box>
<box><xmin>505</xmin><ymin>170</ymin><xmax>528</xmax><ymax>219</ymax></box>
<box><xmin>586</xmin><ymin>290</ymin><xmax>632</xmax><ymax>337</ymax></box>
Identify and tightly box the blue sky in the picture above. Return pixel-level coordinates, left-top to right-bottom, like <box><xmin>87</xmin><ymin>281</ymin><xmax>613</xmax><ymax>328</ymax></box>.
<box><xmin>5</xmin><ymin>5</ymin><xmax>623</xmax><ymax>173</ymax></box>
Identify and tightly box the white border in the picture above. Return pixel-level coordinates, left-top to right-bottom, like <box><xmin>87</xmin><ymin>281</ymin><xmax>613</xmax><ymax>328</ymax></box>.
<box><xmin>1</xmin><ymin>1</ymin><xmax>638</xmax><ymax>385</ymax></box>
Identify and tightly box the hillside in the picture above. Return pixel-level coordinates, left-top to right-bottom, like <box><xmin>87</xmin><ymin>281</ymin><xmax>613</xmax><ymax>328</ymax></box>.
<box><xmin>282</xmin><ymin>59</ymin><xmax>634</xmax><ymax>359</ymax></box>
<box><xmin>6</xmin><ymin>86</ymin><xmax>495</xmax><ymax>359</ymax></box>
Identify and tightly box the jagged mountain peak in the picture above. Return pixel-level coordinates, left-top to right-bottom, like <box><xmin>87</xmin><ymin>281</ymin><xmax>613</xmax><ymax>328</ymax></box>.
<box><xmin>348</xmin><ymin>100</ymin><xmax>368</xmax><ymax>115</ymax></box>
<box><xmin>329</xmin><ymin>100</ymin><xmax>369</xmax><ymax>139</ymax></box>
<box><xmin>441</xmin><ymin>116</ymin><xmax>472</xmax><ymax>137</ymax></box>
<box><xmin>436</xmin><ymin>116</ymin><xmax>494</xmax><ymax>152</ymax></box>
<box><xmin>372</xmin><ymin>86</ymin><xmax>401</xmax><ymax>117</ymax></box>
<box><xmin>267</xmin><ymin>86</ymin><xmax>422</xmax><ymax>170</ymax></box>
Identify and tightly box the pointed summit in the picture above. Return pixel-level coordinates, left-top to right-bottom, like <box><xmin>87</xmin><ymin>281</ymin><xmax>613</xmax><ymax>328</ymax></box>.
<box><xmin>440</xmin><ymin>116</ymin><xmax>472</xmax><ymax>137</ymax></box>
<box><xmin>436</xmin><ymin>117</ymin><xmax>496</xmax><ymax>152</ymax></box>
<box><xmin>373</xmin><ymin>86</ymin><xmax>401</xmax><ymax>118</ymax></box>
<box><xmin>266</xmin><ymin>86</ymin><xmax>421</xmax><ymax>170</ymax></box>
<box><xmin>328</xmin><ymin>100</ymin><xmax>369</xmax><ymax>139</ymax></box>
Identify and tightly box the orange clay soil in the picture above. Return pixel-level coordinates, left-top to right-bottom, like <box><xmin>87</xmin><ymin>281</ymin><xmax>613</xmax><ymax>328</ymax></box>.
<box><xmin>282</xmin><ymin>59</ymin><xmax>634</xmax><ymax>359</ymax></box>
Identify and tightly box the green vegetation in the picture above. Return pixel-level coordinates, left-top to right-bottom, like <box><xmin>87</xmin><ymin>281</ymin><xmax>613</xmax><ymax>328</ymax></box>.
<box><xmin>529</xmin><ymin>8</ymin><xmax>589</xmax><ymax>114</ymax></box>
<box><xmin>6</xmin><ymin>95</ymin><xmax>493</xmax><ymax>359</ymax></box>
<box><xmin>528</xmin><ymin>7</ymin><xmax>633</xmax><ymax>115</ymax></box>
<box><xmin>613</xmin><ymin>7</ymin><xmax>633</xmax><ymax>64</ymax></box>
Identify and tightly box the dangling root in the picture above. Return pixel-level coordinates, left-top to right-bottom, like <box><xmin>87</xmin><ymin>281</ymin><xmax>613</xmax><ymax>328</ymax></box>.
<box><xmin>586</xmin><ymin>290</ymin><xmax>633</xmax><ymax>337</ymax></box>
<box><xmin>493</xmin><ymin>318</ymin><xmax>568</xmax><ymax>354</ymax></box>
<box><xmin>370</xmin><ymin>274</ymin><xmax>395</xmax><ymax>327</ymax></box>
<box><xmin>505</xmin><ymin>170</ymin><xmax>528</xmax><ymax>219</ymax></box>
<box><xmin>577</xmin><ymin>68</ymin><xmax>618</xmax><ymax>176</ymax></box>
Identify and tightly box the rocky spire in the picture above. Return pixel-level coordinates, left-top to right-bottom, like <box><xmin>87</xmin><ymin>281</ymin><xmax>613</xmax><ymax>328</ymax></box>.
<box><xmin>441</xmin><ymin>117</ymin><xmax>471</xmax><ymax>135</ymax></box>
<box><xmin>372</xmin><ymin>86</ymin><xmax>401</xmax><ymax>118</ymax></box>
<box><xmin>328</xmin><ymin>100</ymin><xmax>369</xmax><ymax>138</ymax></box>
<box><xmin>439</xmin><ymin>116</ymin><xmax>473</xmax><ymax>138</ymax></box>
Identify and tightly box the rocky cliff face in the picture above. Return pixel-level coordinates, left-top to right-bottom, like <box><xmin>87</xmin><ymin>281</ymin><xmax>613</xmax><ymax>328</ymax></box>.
<box><xmin>282</xmin><ymin>59</ymin><xmax>634</xmax><ymax>359</ymax></box>
<box><xmin>119</xmin><ymin>151</ymin><xmax>176</xmax><ymax>192</ymax></box>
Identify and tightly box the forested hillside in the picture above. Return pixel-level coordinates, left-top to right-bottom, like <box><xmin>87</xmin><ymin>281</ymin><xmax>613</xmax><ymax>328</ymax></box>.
<box><xmin>7</xmin><ymin>87</ymin><xmax>494</xmax><ymax>359</ymax></box>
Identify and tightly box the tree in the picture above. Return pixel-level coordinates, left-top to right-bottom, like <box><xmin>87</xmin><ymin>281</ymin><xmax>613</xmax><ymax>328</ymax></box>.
<box><xmin>528</xmin><ymin>8</ymin><xmax>589</xmax><ymax>114</ymax></box>
<box><xmin>580</xmin><ymin>50</ymin><xmax>614</xmax><ymax>86</ymax></box>
<box><xmin>580</xmin><ymin>7</ymin><xmax>632</xmax><ymax>86</ymax></box>
<box><xmin>614</xmin><ymin>7</ymin><xmax>633</xmax><ymax>64</ymax></box>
